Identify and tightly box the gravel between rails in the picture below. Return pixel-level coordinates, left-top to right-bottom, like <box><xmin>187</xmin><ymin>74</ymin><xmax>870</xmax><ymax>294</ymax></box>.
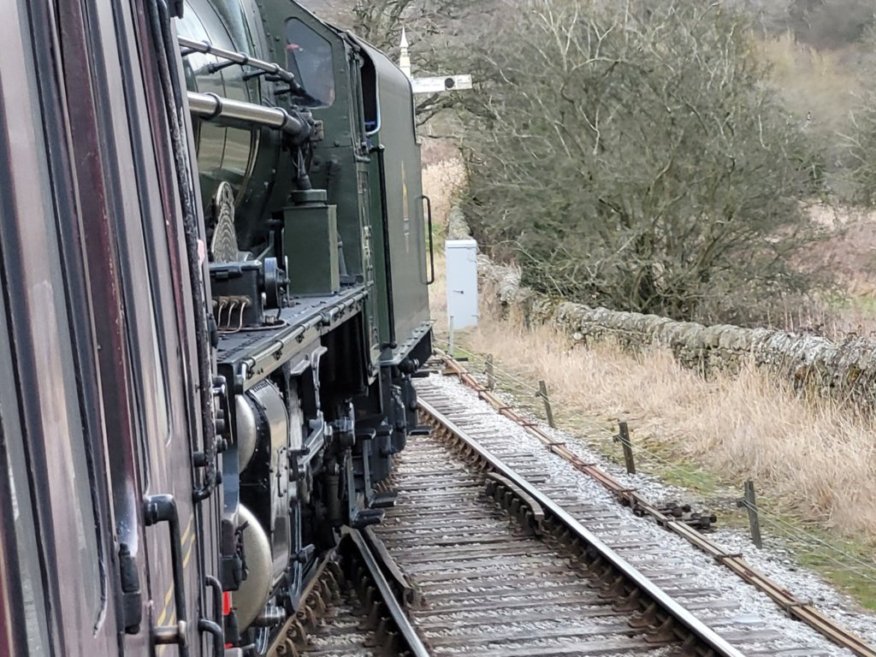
<box><xmin>299</xmin><ymin>592</ymin><xmax>379</xmax><ymax>657</ymax></box>
<box><xmin>415</xmin><ymin>372</ymin><xmax>873</xmax><ymax>656</ymax></box>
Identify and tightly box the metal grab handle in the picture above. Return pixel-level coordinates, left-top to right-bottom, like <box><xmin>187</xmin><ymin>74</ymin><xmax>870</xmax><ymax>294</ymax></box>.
<box><xmin>143</xmin><ymin>495</ymin><xmax>190</xmax><ymax>657</ymax></box>
<box><xmin>421</xmin><ymin>195</ymin><xmax>436</xmax><ymax>285</ymax></box>
<box><xmin>374</xmin><ymin>147</ymin><xmax>397</xmax><ymax>349</ymax></box>
<box><xmin>197</xmin><ymin>620</ymin><xmax>222</xmax><ymax>657</ymax></box>
<box><xmin>199</xmin><ymin>576</ymin><xmax>225</xmax><ymax>657</ymax></box>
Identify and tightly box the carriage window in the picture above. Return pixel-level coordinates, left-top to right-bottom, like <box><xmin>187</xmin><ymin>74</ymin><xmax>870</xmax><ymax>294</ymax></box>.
<box><xmin>285</xmin><ymin>19</ymin><xmax>335</xmax><ymax>108</ymax></box>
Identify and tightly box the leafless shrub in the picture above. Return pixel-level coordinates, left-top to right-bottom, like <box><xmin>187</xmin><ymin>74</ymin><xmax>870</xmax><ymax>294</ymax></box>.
<box><xmin>459</xmin><ymin>0</ymin><xmax>830</xmax><ymax>325</ymax></box>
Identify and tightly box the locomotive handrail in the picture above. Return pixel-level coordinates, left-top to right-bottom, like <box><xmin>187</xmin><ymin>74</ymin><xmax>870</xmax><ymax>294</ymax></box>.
<box><xmin>178</xmin><ymin>36</ymin><xmax>299</xmax><ymax>87</ymax></box>
<box><xmin>187</xmin><ymin>91</ymin><xmax>309</xmax><ymax>140</ymax></box>
<box><xmin>374</xmin><ymin>146</ymin><xmax>397</xmax><ymax>350</ymax></box>
<box><xmin>199</xmin><ymin>576</ymin><xmax>225</xmax><ymax>657</ymax></box>
<box><xmin>420</xmin><ymin>194</ymin><xmax>435</xmax><ymax>285</ymax></box>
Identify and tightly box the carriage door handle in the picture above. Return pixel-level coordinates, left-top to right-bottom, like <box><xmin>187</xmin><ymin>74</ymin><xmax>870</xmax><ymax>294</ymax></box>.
<box><xmin>144</xmin><ymin>495</ymin><xmax>190</xmax><ymax>657</ymax></box>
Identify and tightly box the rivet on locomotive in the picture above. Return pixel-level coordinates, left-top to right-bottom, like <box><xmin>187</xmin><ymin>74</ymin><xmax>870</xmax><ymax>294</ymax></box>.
<box><xmin>0</xmin><ymin>0</ymin><xmax>432</xmax><ymax>655</ymax></box>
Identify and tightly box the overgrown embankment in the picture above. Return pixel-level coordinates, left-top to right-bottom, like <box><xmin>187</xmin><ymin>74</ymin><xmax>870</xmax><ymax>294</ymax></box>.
<box><xmin>467</xmin><ymin>256</ymin><xmax>876</xmax><ymax>551</ymax></box>
<box><xmin>483</xmin><ymin>260</ymin><xmax>876</xmax><ymax>410</ymax></box>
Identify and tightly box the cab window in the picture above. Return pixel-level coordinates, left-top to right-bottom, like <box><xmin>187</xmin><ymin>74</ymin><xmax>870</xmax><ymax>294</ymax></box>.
<box><xmin>285</xmin><ymin>18</ymin><xmax>335</xmax><ymax>108</ymax></box>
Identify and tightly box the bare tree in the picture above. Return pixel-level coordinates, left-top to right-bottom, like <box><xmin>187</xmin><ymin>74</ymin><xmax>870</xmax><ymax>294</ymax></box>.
<box><xmin>302</xmin><ymin>0</ymin><xmax>487</xmax><ymax>124</ymax></box>
<box><xmin>304</xmin><ymin>0</ymin><xmax>480</xmax><ymax>52</ymax></box>
<box><xmin>461</xmin><ymin>0</ymin><xmax>828</xmax><ymax>324</ymax></box>
<box><xmin>788</xmin><ymin>0</ymin><xmax>876</xmax><ymax>49</ymax></box>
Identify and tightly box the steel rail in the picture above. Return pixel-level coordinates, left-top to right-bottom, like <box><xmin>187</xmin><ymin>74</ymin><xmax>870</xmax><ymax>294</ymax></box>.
<box><xmin>265</xmin><ymin>530</ymin><xmax>431</xmax><ymax>657</ymax></box>
<box><xmin>439</xmin><ymin>353</ymin><xmax>876</xmax><ymax>657</ymax></box>
<box><xmin>361</xmin><ymin>526</ymin><xmax>422</xmax><ymax>607</ymax></box>
<box><xmin>419</xmin><ymin>397</ymin><xmax>745</xmax><ymax>657</ymax></box>
<box><xmin>346</xmin><ymin>529</ymin><xmax>432</xmax><ymax>657</ymax></box>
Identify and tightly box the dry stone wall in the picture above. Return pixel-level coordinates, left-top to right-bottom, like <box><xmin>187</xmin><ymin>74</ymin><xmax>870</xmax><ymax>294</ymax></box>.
<box><xmin>480</xmin><ymin>258</ymin><xmax>876</xmax><ymax>407</ymax></box>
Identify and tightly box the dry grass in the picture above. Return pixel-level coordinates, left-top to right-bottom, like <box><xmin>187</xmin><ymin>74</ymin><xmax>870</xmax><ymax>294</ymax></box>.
<box><xmin>458</xmin><ymin>307</ymin><xmax>876</xmax><ymax>544</ymax></box>
<box><xmin>753</xmin><ymin>34</ymin><xmax>876</xmax><ymax>338</ymax></box>
<box><xmin>798</xmin><ymin>206</ymin><xmax>876</xmax><ymax>338</ymax></box>
<box><xmin>422</xmin><ymin>156</ymin><xmax>466</xmax><ymax>243</ymax></box>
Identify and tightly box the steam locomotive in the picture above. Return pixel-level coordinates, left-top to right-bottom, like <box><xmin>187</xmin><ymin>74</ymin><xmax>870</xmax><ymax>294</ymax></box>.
<box><xmin>0</xmin><ymin>1</ymin><xmax>432</xmax><ymax>656</ymax></box>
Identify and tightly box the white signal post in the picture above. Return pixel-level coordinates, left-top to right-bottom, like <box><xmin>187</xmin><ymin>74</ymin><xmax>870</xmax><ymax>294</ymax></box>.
<box><xmin>398</xmin><ymin>27</ymin><xmax>473</xmax><ymax>95</ymax></box>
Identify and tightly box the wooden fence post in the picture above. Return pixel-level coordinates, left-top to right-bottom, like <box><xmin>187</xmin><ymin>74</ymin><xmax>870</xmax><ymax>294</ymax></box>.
<box><xmin>448</xmin><ymin>316</ymin><xmax>455</xmax><ymax>357</ymax></box>
<box><xmin>485</xmin><ymin>354</ymin><xmax>495</xmax><ymax>391</ymax></box>
<box><xmin>537</xmin><ymin>380</ymin><xmax>555</xmax><ymax>428</ymax></box>
<box><xmin>617</xmin><ymin>421</ymin><xmax>636</xmax><ymax>474</ymax></box>
<box><xmin>741</xmin><ymin>480</ymin><xmax>763</xmax><ymax>549</ymax></box>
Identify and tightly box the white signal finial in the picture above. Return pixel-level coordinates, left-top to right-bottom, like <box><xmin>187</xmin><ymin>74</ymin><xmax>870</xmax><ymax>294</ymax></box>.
<box><xmin>398</xmin><ymin>26</ymin><xmax>472</xmax><ymax>96</ymax></box>
<box><xmin>399</xmin><ymin>27</ymin><xmax>412</xmax><ymax>78</ymax></box>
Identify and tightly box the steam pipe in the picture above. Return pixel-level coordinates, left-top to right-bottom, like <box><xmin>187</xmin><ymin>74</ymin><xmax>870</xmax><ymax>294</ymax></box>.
<box><xmin>187</xmin><ymin>91</ymin><xmax>309</xmax><ymax>140</ymax></box>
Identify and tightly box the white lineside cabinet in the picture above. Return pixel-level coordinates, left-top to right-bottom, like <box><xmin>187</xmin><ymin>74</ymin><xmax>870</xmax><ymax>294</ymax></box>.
<box><xmin>445</xmin><ymin>239</ymin><xmax>479</xmax><ymax>329</ymax></box>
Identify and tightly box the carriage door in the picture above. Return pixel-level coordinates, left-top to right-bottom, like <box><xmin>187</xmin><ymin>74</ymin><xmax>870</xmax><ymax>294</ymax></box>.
<box><xmin>0</xmin><ymin>1</ymin><xmax>126</xmax><ymax>654</ymax></box>
<box><xmin>48</xmin><ymin>0</ymin><xmax>219</xmax><ymax>654</ymax></box>
<box><xmin>92</xmin><ymin>0</ymin><xmax>222</xmax><ymax>654</ymax></box>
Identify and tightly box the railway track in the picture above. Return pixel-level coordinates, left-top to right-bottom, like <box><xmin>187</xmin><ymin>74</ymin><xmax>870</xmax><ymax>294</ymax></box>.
<box><xmin>436</xmin><ymin>354</ymin><xmax>876</xmax><ymax>657</ymax></box>
<box><xmin>375</xmin><ymin>411</ymin><xmax>743</xmax><ymax>656</ymax></box>
<box><xmin>271</xmin><ymin>364</ymin><xmax>876</xmax><ymax>657</ymax></box>
<box><xmin>405</xmin><ymin>368</ymin><xmax>874</xmax><ymax>656</ymax></box>
<box><xmin>268</xmin><ymin>530</ymin><xmax>429</xmax><ymax>657</ymax></box>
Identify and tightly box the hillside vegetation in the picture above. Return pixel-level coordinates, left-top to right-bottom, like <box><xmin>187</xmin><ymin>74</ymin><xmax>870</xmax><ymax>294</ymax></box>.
<box><xmin>457</xmin><ymin>0</ymin><xmax>876</xmax><ymax>327</ymax></box>
<box><xmin>460</xmin><ymin>1</ymin><xmax>829</xmax><ymax>326</ymax></box>
<box><xmin>309</xmin><ymin>0</ymin><xmax>876</xmax><ymax>330</ymax></box>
